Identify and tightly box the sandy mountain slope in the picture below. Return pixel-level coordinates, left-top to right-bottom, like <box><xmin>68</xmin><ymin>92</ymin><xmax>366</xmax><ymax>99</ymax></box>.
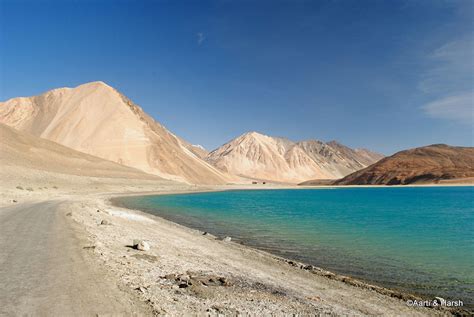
<box><xmin>334</xmin><ymin>144</ymin><xmax>474</xmax><ymax>185</ymax></box>
<box><xmin>206</xmin><ymin>132</ymin><xmax>320</xmax><ymax>183</ymax></box>
<box><xmin>0</xmin><ymin>82</ymin><xmax>232</xmax><ymax>184</ymax></box>
<box><xmin>206</xmin><ymin>132</ymin><xmax>382</xmax><ymax>183</ymax></box>
<box><xmin>0</xmin><ymin>122</ymin><xmax>166</xmax><ymax>186</ymax></box>
<box><xmin>0</xmin><ymin>123</ymin><xmax>161</xmax><ymax>180</ymax></box>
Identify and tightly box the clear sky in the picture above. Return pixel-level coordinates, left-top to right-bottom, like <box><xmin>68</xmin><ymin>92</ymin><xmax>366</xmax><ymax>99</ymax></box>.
<box><xmin>1</xmin><ymin>0</ymin><xmax>472</xmax><ymax>154</ymax></box>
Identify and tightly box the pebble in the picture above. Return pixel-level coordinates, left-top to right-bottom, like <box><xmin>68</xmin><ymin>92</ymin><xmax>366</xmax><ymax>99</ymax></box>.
<box><xmin>133</xmin><ymin>239</ymin><xmax>150</xmax><ymax>251</ymax></box>
<box><xmin>223</xmin><ymin>236</ymin><xmax>232</xmax><ymax>242</ymax></box>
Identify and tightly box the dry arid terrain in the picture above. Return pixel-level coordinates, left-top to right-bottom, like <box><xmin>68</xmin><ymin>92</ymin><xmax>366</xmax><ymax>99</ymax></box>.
<box><xmin>0</xmin><ymin>122</ymin><xmax>461</xmax><ymax>316</ymax></box>
<box><xmin>0</xmin><ymin>81</ymin><xmax>234</xmax><ymax>184</ymax></box>
<box><xmin>334</xmin><ymin>144</ymin><xmax>474</xmax><ymax>185</ymax></box>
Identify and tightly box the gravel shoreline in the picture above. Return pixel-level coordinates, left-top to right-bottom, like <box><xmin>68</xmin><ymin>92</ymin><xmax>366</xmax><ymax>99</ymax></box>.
<box><xmin>58</xmin><ymin>187</ymin><xmax>460</xmax><ymax>316</ymax></box>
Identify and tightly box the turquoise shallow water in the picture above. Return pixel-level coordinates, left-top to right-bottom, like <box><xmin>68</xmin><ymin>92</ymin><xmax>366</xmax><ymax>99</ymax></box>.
<box><xmin>116</xmin><ymin>187</ymin><xmax>474</xmax><ymax>307</ymax></box>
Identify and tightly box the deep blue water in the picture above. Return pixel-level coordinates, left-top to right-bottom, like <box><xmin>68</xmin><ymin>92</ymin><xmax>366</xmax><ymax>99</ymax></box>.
<box><xmin>116</xmin><ymin>187</ymin><xmax>474</xmax><ymax>306</ymax></box>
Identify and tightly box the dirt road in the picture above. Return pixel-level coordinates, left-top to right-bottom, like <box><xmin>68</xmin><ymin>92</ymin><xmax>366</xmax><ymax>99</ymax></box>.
<box><xmin>0</xmin><ymin>200</ymin><xmax>149</xmax><ymax>316</ymax></box>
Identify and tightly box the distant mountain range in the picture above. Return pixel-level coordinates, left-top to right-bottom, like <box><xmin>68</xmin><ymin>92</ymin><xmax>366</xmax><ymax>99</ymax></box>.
<box><xmin>205</xmin><ymin>131</ymin><xmax>383</xmax><ymax>183</ymax></box>
<box><xmin>1</xmin><ymin>81</ymin><xmax>471</xmax><ymax>186</ymax></box>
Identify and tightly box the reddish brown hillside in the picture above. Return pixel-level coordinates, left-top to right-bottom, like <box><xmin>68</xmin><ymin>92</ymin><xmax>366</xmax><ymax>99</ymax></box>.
<box><xmin>333</xmin><ymin>144</ymin><xmax>474</xmax><ymax>185</ymax></box>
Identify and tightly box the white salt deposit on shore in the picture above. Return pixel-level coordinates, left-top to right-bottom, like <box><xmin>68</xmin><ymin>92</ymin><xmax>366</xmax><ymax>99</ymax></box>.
<box><xmin>107</xmin><ymin>208</ymin><xmax>155</xmax><ymax>223</ymax></box>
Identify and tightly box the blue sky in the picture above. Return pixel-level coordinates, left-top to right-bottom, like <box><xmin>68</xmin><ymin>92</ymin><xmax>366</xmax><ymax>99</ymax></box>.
<box><xmin>0</xmin><ymin>0</ymin><xmax>472</xmax><ymax>154</ymax></box>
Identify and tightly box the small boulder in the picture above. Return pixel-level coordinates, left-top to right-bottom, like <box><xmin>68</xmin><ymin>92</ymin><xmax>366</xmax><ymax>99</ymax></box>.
<box><xmin>100</xmin><ymin>219</ymin><xmax>110</xmax><ymax>225</ymax></box>
<box><xmin>222</xmin><ymin>236</ymin><xmax>232</xmax><ymax>242</ymax></box>
<box><xmin>133</xmin><ymin>239</ymin><xmax>150</xmax><ymax>251</ymax></box>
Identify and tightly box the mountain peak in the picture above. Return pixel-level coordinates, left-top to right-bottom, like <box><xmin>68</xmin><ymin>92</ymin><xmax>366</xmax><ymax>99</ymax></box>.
<box><xmin>75</xmin><ymin>81</ymin><xmax>117</xmax><ymax>93</ymax></box>
<box><xmin>243</xmin><ymin>131</ymin><xmax>267</xmax><ymax>138</ymax></box>
<box><xmin>428</xmin><ymin>143</ymin><xmax>450</xmax><ymax>148</ymax></box>
<box><xmin>206</xmin><ymin>132</ymin><xmax>383</xmax><ymax>183</ymax></box>
<box><xmin>0</xmin><ymin>83</ymin><xmax>232</xmax><ymax>185</ymax></box>
<box><xmin>80</xmin><ymin>80</ymin><xmax>111</xmax><ymax>88</ymax></box>
<box><xmin>298</xmin><ymin>139</ymin><xmax>325</xmax><ymax>146</ymax></box>
<box><xmin>327</xmin><ymin>140</ymin><xmax>344</xmax><ymax>147</ymax></box>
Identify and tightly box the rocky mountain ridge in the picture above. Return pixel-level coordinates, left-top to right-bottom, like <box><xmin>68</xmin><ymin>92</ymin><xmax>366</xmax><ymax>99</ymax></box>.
<box><xmin>206</xmin><ymin>131</ymin><xmax>383</xmax><ymax>183</ymax></box>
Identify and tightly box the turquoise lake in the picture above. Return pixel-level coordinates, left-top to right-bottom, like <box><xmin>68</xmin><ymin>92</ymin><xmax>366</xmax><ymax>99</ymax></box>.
<box><xmin>116</xmin><ymin>187</ymin><xmax>474</xmax><ymax>307</ymax></box>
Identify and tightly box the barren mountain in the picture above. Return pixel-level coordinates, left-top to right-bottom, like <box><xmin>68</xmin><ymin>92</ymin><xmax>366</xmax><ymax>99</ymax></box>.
<box><xmin>334</xmin><ymin>144</ymin><xmax>474</xmax><ymax>185</ymax></box>
<box><xmin>0</xmin><ymin>123</ymin><xmax>160</xmax><ymax>180</ymax></box>
<box><xmin>326</xmin><ymin>141</ymin><xmax>385</xmax><ymax>167</ymax></box>
<box><xmin>297</xmin><ymin>140</ymin><xmax>373</xmax><ymax>177</ymax></box>
<box><xmin>0</xmin><ymin>82</ymin><xmax>232</xmax><ymax>184</ymax></box>
<box><xmin>206</xmin><ymin>132</ymin><xmax>382</xmax><ymax>183</ymax></box>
